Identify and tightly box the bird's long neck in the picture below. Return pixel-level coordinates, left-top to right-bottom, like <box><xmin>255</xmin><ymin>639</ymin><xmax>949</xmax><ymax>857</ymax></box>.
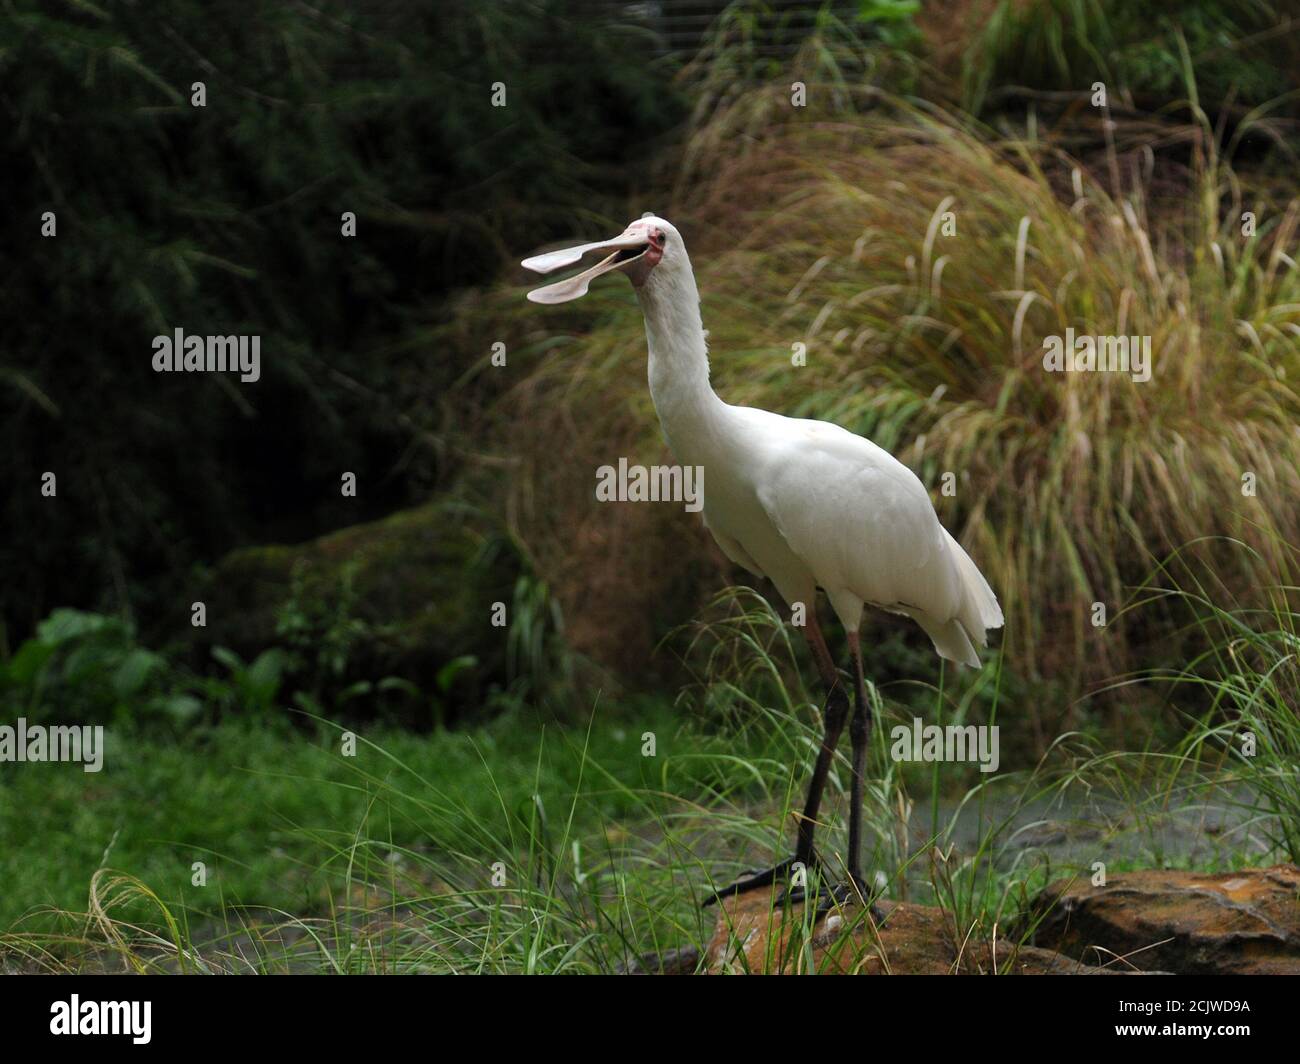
<box><xmin>637</xmin><ymin>260</ymin><xmax>724</xmax><ymax>456</ymax></box>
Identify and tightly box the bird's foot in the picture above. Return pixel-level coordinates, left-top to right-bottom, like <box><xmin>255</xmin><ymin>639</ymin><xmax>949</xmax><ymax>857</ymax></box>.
<box><xmin>777</xmin><ymin>873</ymin><xmax>881</xmax><ymax>923</ymax></box>
<box><xmin>702</xmin><ymin>853</ymin><xmax>822</xmax><ymax>907</ymax></box>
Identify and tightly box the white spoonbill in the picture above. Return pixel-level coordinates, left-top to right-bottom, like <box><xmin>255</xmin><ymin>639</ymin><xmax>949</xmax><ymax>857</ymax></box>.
<box><xmin>522</xmin><ymin>215</ymin><xmax>1003</xmax><ymax>912</ymax></box>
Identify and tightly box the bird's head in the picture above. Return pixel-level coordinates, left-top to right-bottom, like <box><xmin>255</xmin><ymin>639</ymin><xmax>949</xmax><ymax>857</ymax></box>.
<box><xmin>521</xmin><ymin>214</ymin><xmax>681</xmax><ymax>304</ymax></box>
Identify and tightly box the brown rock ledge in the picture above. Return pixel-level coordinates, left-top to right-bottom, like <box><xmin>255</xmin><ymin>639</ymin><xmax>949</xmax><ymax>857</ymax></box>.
<box><xmin>1024</xmin><ymin>864</ymin><xmax>1300</xmax><ymax>975</ymax></box>
<box><xmin>698</xmin><ymin>890</ymin><xmax>1129</xmax><ymax>975</ymax></box>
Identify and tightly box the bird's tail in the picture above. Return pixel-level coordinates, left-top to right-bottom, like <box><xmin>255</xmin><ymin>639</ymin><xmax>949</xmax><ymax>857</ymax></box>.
<box><xmin>944</xmin><ymin>528</ymin><xmax>1004</xmax><ymax>634</ymax></box>
<box><xmin>921</xmin><ymin>531</ymin><xmax>1004</xmax><ymax>668</ymax></box>
<box><xmin>919</xmin><ymin>615</ymin><xmax>981</xmax><ymax>668</ymax></box>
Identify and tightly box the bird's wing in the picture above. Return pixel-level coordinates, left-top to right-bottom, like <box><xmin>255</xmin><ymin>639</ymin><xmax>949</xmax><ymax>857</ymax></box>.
<box><xmin>737</xmin><ymin>408</ymin><xmax>968</xmax><ymax>625</ymax></box>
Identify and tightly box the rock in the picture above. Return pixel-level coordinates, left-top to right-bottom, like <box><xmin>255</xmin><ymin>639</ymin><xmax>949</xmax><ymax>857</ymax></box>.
<box><xmin>702</xmin><ymin>889</ymin><xmax>1127</xmax><ymax>975</ymax></box>
<box><xmin>196</xmin><ymin>502</ymin><xmax>521</xmax><ymax>723</ymax></box>
<box><xmin>1024</xmin><ymin>865</ymin><xmax>1300</xmax><ymax>974</ymax></box>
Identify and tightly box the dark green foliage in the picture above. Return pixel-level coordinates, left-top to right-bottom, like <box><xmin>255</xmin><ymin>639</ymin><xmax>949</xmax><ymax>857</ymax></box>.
<box><xmin>194</xmin><ymin>499</ymin><xmax>531</xmax><ymax>725</ymax></box>
<box><xmin>0</xmin><ymin>0</ymin><xmax>683</xmax><ymax>646</ymax></box>
<box><xmin>0</xmin><ymin>607</ymin><xmax>204</xmax><ymax>726</ymax></box>
<box><xmin>963</xmin><ymin>0</ymin><xmax>1300</xmax><ymax>122</ymax></box>
<box><xmin>857</xmin><ymin>0</ymin><xmax>922</xmax><ymax>50</ymax></box>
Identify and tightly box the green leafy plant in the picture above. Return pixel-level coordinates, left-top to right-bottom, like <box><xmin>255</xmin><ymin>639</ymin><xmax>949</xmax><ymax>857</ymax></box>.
<box><xmin>0</xmin><ymin>608</ymin><xmax>198</xmax><ymax>726</ymax></box>
<box><xmin>274</xmin><ymin>561</ymin><xmax>371</xmax><ymax>700</ymax></box>
<box><xmin>208</xmin><ymin>646</ymin><xmax>290</xmax><ymax>717</ymax></box>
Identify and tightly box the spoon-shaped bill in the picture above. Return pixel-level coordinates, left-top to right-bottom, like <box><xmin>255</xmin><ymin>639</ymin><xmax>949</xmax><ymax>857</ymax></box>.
<box><xmin>521</xmin><ymin>231</ymin><xmax>648</xmax><ymax>274</ymax></box>
<box><xmin>525</xmin><ymin>247</ymin><xmax>648</xmax><ymax>304</ymax></box>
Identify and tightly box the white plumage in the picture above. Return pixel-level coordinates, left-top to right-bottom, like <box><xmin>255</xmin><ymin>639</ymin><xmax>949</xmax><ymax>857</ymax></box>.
<box><xmin>698</xmin><ymin>404</ymin><xmax>1001</xmax><ymax>667</ymax></box>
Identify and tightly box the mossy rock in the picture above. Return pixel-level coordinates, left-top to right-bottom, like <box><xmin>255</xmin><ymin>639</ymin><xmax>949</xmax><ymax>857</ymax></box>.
<box><xmin>197</xmin><ymin>503</ymin><xmax>521</xmax><ymax>723</ymax></box>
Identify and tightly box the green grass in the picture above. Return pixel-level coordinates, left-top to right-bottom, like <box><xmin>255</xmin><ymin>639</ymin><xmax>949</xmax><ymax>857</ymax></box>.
<box><xmin>0</xmin><ymin>700</ymin><xmax>717</xmax><ymax>935</ymax></box>
<box><xmin>1127</xmin><ymin>540</ymin><xmax>1300</xmax><ymax>863</ymax></box>
<box><xmin>4</xmin><ymin>570</ymin><xmax>1294</xmax><ymax>973</ymax></box>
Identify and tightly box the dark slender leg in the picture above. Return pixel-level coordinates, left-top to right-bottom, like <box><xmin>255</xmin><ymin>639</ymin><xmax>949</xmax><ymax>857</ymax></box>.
<box><xmin>702</xmin><ymin>609</ymin><xmax>844</xmax><ymax>906</ymax></box>
<box><xmin>780</xmin><ymin>635</ymin><xmax>880</xmax><ymax>919</ymax></box>
<box><xmin>794</xmin><ymin>683</ymin><xmax>848</xmax><ymax>863</ymax></box>
<box><xmin>845</xmin><ymin>636</ymin><xmax>872</xmax><ymax>892</ymax></box>
<box><xmin>794</xmin><ymin>609</ymin><xmax>842</xmax><ymax>864</ymax></box>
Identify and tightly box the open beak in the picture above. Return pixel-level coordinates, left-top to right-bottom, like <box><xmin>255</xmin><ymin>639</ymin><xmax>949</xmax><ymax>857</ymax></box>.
<box><xmin>522</xmin><ymin>230</ymin><xmax>651</xmax><ymax>304</ymax></box>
